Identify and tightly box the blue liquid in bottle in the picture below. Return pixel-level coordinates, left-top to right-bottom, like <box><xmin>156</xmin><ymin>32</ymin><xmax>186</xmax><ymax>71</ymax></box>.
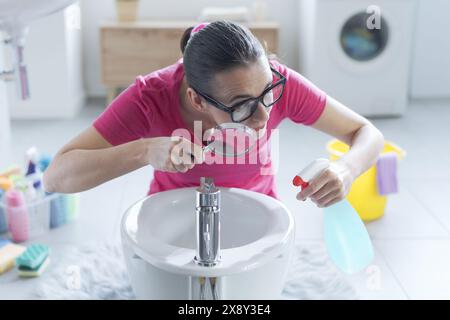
<box><xmin>323</xmin><ymin>199</ymin><xmax>374</xmax><ymax>274</ymax></box>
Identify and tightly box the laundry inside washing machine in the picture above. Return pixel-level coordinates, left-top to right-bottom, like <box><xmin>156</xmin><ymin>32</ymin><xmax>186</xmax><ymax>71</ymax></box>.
<box><xmin>340</xmin><ymin>12</ymin><xmax>389</xmax><ymax>62</ymax></box>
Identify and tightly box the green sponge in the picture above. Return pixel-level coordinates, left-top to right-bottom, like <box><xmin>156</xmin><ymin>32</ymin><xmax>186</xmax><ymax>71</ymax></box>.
<box><xmin>18</xmin><ymin>256</ymin><xmax>50</xmax><ymax>277</ymax></box>
<box><xmin>16</xmin><ymin>244</ymin><xmax>50</xmax><ymax>269</ymax></box>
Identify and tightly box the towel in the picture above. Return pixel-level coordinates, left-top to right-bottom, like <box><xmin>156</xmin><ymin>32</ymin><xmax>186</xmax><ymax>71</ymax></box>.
<box><xmin>376</xmin><ymin>152</ymin><xmax>398</xmax><ymax>195</ymax></box>
<box><xmin>34</xmin><ymin>242</ymin><xmax>358</xmax><ymax>300</ymax></box>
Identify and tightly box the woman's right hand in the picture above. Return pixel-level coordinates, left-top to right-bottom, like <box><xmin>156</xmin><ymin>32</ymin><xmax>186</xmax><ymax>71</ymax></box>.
<box><xmin>145</xmin><ymin>137</ymin><xmax>204</xmax><ymax>173</ymax></box>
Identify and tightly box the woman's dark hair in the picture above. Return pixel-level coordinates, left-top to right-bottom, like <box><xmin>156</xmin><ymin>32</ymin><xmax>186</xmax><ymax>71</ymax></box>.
<box><xmin>180</xmin><ymin>21</ymin><xmax>266</xmax><ymax>96</ymax></box>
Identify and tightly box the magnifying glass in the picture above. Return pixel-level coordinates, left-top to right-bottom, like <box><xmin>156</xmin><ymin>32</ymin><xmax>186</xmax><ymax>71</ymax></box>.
<box><xmin>199</xmin><ymin>123</ymin><xmax>258</xmax><ymax>158</ymax></box>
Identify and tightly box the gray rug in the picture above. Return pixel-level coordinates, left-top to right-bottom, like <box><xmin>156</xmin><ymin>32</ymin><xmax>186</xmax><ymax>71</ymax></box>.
<box><xmin>35</xmin><ymin>242</ymin><xmax>357</xmax><ymax>300</ymax></box>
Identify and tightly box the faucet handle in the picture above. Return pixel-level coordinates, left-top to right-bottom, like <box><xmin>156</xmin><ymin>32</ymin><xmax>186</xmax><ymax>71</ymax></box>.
<box><xmin>198</xmin><ymin>177</ymin><xmax>218</xmax><ymax>194</ymax></box>
<box><xmin>197</xmin><ymin>177</ymin><xmax>220</xmax><ymax>208</ymax></box>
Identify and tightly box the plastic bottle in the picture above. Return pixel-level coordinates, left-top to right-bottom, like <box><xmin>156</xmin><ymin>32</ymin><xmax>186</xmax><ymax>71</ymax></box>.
<box><xmin>0</xmin><ymin>177</ymin><xmax>13</xmax><ymax>192</ymax></box>
<box><xmin>0</xmin><ymin>189</ymin><xmax>7</xmax><ymax>234</ymax></box>
<box><xmin>66</xmin><ymin>194</ymin><xmax>79</xmax><ymax>223</ymax></box>
<box><xmin>293</xmin><ymin>158</ymin><xmax>374</xmax><ymax>274</ymax></box>
<box><xmin>50</xmin><ymin>194</ymin><xmax>68</xmax><ymax>229</ymax></box>
<box><xmin>38</xmin><ymin>154</ymin><xmax>53</xmax><ymax>172</ymax></box>
<box><xmin>5</xmin><ymin>190</ymin><xmax>29</xmax><ymax>243</ymax></box>
<box><xmin>25</xmin><ymin>147</ymin><xmax>42</xmax><ymax>190</ymax></box>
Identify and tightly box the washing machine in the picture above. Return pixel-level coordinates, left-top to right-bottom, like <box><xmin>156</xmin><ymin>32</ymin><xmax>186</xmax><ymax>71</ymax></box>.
<box><xmin>298</xmin><ymin>0</ymin><xmax>417</xmax><ymax>116</ymax></box>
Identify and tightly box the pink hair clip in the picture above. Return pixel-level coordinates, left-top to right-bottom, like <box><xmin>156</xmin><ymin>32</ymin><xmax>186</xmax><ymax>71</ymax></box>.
<box><xmin>191</xmin><ymin>22</ymin><xmax>210</xmax><ymax>36</ymax></box>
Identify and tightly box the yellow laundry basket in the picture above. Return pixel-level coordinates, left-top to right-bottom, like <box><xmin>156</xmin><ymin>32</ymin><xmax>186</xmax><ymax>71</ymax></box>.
<box><xmin>326</xmin><ymin>140</ymin><xmax>406</xmax><ymax>221</ymax></box>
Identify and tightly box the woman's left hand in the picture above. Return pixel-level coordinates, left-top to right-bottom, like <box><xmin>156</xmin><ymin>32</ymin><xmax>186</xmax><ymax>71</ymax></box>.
<box><xmin>296</xmin><ymin>161</ymin><xmax>354</xmax><ymax>208</ymax></box>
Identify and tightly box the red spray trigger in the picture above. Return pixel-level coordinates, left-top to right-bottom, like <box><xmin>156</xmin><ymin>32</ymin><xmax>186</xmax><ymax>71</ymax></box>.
<box><xmin>292</xmin><ymin>158</ymin><xmax>331</xmax><ymax>191</ymax></box>
<box><xmin>292</xmin><ymin>175</ymin><xmax>309</xmax><ymax>191</ymax></box>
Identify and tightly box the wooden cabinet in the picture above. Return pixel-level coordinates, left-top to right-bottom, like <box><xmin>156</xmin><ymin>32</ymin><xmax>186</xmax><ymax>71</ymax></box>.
<box><xmin>100</xmin><ymin>20</ymin><xmax>279</xmax><ymax>103</ymax></box>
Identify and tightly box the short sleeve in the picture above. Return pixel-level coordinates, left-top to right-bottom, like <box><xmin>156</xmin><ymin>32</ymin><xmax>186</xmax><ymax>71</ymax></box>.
<box><xmin>93</xmin><ymin>76</ymin><xmax>154</xmax><ymax>146</ymax></box>
<box><xmin>272</xmin><ymin>61</ymin><xmax>327</xmax><ymax>125</ymax></box>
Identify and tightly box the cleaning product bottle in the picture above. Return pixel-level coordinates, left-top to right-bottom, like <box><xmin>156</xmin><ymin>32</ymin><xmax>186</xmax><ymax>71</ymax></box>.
<box><xmin>25</xmin><ymin>147</ymin><xmax>42</xmax><ymax>190</ymax></box>
<box><xmin>0</xmin><ymin>178</ymin><xmax>14</xmax><ymax>234</ymax></box>
<box><xmin>5</xmin><ymin>190</ymin><xmax>29</xmax><ymax>243</ymax></box>
<box><xmin>0</xmin><ymin>165</ymin><xmax>22</xmax><ymax>179</ymax></box>
<box><xmin>0</xmin><ymin>189</ymin><xmax>7</xmax><ymax>234</ymax></box>
<box><xmin>50</xmin><ymin>193</ymin><xmax>68</xmax><ymax>228</ymax></box>
<box><xmin>0</xmin><ymin>177</ymin><xmax>13</xmax><ymax>192</ymax></box>
<box><xmin>293</xmin><ymin>158</ymin><xmax>374</xmax><ymax>274</ymax></box>
<box><xmin>24</xmin><ymin>181</ymin><xmax>37</xmax><ymax>202</ymax></box>
<box><xmin>66</xmin><ymin>194</ymin><xmax>79</xmax><ymax>223</ymax></box>
<box><xmin>38</xmin><ymin>154</ymin><xmax>53</xmax><ymax>172</ymax></box>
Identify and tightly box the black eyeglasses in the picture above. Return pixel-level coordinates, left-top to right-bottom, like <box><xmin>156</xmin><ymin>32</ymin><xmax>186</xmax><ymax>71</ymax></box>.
<box><xmin>193</xmin><ymin>67</ymin><xmax>286</xmax><ymax>123</ymax></box>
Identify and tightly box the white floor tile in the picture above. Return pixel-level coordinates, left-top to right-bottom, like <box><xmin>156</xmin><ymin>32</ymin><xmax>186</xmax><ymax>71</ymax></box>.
<box><xmin>375</xmin><ymin>239</ymin><xmax>450</xmax><ymax>300</ymax></box>
<box><xmin>365</xmin><ymin>184</ymin><xmax>449</xmax><ymax>239</ymax></box>
<box><xmin>407</xmin><ymin>179</ymin><xmax>450</xmax><ymax>234</ymax></box>
<box><xmin>346</xmin><ymin>243</ymin><xmax>409</xmax><ymax>300</ymax></box>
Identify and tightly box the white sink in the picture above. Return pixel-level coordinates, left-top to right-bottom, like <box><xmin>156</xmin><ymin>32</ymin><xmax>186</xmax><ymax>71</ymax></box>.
<box><xmin>121</xmin><ymin>187</ymin><xmax>295</xmax><ymax>299</ymax></box>
<box><xmin>0</xmin><ymin>0</ymin><xmax>75</xmax><ymax>25</ymax></box>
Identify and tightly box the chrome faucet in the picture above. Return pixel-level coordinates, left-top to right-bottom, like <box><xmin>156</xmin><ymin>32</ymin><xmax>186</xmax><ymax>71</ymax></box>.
<box><xmin>193</xmin><ymin>177</ymin><xmax>221</xmax><ymax>300</ymax></box>
<box><xmin>194</xmin><ymin>177</ymin><xmax>221</xmax><ymax>266</ymax></box>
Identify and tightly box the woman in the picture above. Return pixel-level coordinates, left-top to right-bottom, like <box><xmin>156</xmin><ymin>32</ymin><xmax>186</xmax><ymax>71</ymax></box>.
<box><xmin>44</xmin><ymin>21</ymin><xmax>384</xmax><ymax>208</ymax></box>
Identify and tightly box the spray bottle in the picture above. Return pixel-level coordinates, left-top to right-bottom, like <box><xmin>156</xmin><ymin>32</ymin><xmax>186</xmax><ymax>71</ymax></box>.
<box><xmin>293</xmin><ymin>158</ymin><xmax>374</xmax><ymax>274</ymax></box>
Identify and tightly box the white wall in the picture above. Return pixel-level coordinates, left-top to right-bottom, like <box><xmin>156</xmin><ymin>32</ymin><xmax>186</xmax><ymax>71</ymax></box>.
<box><xmin>410</xmin><ymin>0</ymin><xmax>450</xmax><ymax>99</ymax></box>
<box><xmin>80</xmin><ymin>0</ymin><xmax>299</xmax><ymax>97</ymax></box>
<box><xmin>0</xmin><ymin>40</ymin><xmax>12</xmax><ymax>168</ymax></box>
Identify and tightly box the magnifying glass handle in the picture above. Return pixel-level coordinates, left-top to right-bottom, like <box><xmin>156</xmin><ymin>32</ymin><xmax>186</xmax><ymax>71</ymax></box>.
<box><xmin>202</xmin><ymin>144</ymin><xmax>214</xmax><ymax>153</ymax></box>
<box><xmin>189</xmin><ymin>144</ymin><xmax>212</xmax><ymax>162</ymax></box>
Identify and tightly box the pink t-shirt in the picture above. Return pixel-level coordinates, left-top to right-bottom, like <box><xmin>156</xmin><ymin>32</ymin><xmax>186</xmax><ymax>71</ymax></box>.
<box><xmin>93</xmin><ymin>59</ymin><xmax>326</xmax><ymax>199</ymax></box>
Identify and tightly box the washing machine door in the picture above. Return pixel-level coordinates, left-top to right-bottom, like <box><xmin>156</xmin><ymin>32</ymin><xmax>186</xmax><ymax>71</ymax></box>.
<box><xmin>340</xmin><ymin>10</ymin><xmax>389</xmax><ymax>62</ymax></box>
